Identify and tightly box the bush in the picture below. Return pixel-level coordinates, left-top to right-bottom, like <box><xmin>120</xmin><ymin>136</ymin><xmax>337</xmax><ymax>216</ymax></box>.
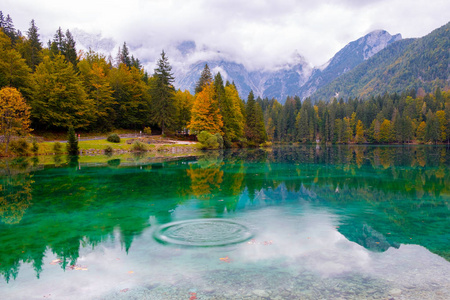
<box><xmin>143</xmin><ymin>127</ymin><xmax>152</xmax><ymax>135</ymax></box>
<box><xmin>53</xmin><ymin>142</ymin><xmax>62</xmax><ymax>154</ymax></box>
<box><xmin>9</xmin><ymin>139</ymin><xmax>29</xmax><ymax>156</ymax></box>
<box><xmin>107</xmin><ymin>133</ymin><xmax>121</xmax><ymax>143</ymax></box>
<box><xmin>104</xmin><ymin>145</ymin><xmax>113</xmax><ymax>154</ymax></box>
<box><xmin>131</xmin><ymin>141</ymin><xmax>147</xmax><ymax>152</ymax></box>
<box><xmin>197</xmin><ymin>131</ymin><xmax>223</xmax><ymax>150</ymax></box>
<box><xmin>31</xmin><ymin>139</ymin><xmax>39</xmax><ymax>155</ymax></box>
<box><xmin>259</xmin><ymin>141</ymin><xmax>273</xmax><ymax>147</ymax></box>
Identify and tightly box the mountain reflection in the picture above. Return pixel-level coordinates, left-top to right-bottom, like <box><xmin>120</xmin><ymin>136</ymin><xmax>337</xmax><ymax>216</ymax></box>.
<box><xmin>0</xmin><ymin>145</ymin><xmax>449</xmax><ymax>282</ymax></box>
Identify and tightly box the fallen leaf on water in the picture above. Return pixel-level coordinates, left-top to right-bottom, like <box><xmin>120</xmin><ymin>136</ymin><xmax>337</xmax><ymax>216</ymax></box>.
<box><xmin>128</xmin><ymin>271</ymin><xmax>134</xmax><ymax>274</ymax></box>
<box><xmin>219</xmin><ymin>256</ymin><xmax>231</xmax><ymax>263</ymax></box>
<box><xmin>120</xmin><ymin>289</ymin><xmax>129</xmax><ymax>293</ymax></box>
<box><xmin>68</xmin><ymin>264</ymin><xmax>88</xmax><ymax>271</ymax></box>
<box><xmin>50</xmin><ymin>259</ymin><xmax>63</xmax><ymax>265</ymax></box>
<box><xmin>189</xmin><ymin>292</ymin><xmax>197</xmax><ymax>300</ymax></box>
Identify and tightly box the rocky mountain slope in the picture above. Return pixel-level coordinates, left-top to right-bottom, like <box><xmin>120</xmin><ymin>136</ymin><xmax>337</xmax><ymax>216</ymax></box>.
<box><xmin>311</xmin><ymin>22</ymin><xmax>449</xmax><ymax>100</ymax></box>
<box><xmin>174</xmin><ymin>30</ymin><xmax>402</xmax><ymax>102</ymax></box>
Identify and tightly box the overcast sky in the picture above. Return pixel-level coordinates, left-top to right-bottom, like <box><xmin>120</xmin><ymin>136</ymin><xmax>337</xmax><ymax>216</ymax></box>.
<box><xmin>3</xmin><ymin>0</ymin><xmax>449</xmax><ymax>71</ymax></box>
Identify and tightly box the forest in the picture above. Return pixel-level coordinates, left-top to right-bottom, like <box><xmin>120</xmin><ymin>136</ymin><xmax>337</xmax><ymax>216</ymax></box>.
<box><xmin>1</xmin><ymin>12</ymin><xmax>449</xmax><ymax>153</ymax></box>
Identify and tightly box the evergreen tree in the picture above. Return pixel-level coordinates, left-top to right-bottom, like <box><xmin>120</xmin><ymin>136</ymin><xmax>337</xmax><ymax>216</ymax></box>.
<box><xmin>52</xmin><ymin>27</ymin><xmax>65</xmax><ymax>54</ymax></box>
<box><xmin>66</xmin><ymin>125</ymin><xmax>79</xmax><ymax>155</ymax></box>
<box><xmin>245</xmin><ymin>91</ymin><xmax>267</xmax><ymax>144</ymax></box>
<box><xmin>149</xmin><ymin>50</ymin><xmax>176</xmax><ymax>134</ymax></box>
<box><xmin>120</xmin><ymin>42</ymin><xmax>132</xmax><ymax>68</ymax></box>
<box><xmin>3</xmin><ymin>14</ymin><xmax>17</xmax><ymax>44</ymax></box>
<box><xmin>64</xmin><ymin>29</ymin><xmax>78</xmax><ymax>69</ymax></box>
<box><xmin>195</xmin><ymin>64</ymin><xmax>212</xmax><ymax>94</ymax></box>
<box><xmin>25</xmin><ymin>19</ymin><xmax>42</xmax><ymax>71</ymax></box>
<box><xmin>425</xmin><ymin>111</ymin><xmax>440</xmax><ymax>143</ymax></box>
<box><xmin>296</xmin><ymin>107</ymin><xmax>309</xmax><ymax>143</ymax></box>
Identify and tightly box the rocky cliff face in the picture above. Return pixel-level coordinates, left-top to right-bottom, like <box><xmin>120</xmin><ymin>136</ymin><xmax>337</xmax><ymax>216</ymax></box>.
<box><xmin>174</xmin><ymin>30</ymin><xmax>401</xmax><ymax>103</ymax></box>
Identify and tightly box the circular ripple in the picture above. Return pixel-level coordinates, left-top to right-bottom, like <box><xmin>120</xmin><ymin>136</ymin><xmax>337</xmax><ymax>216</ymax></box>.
<box><xmin>154</xmin><ymin>219</ymin><xmax>253</xmax><ymax>247</ymax></box>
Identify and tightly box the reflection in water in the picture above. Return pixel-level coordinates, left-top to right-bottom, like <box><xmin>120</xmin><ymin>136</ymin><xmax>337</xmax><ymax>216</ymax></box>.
<box><xmin>0</xmin><ymin>146</ymin><xmax>449</xmax><ymax>299</ymax></box>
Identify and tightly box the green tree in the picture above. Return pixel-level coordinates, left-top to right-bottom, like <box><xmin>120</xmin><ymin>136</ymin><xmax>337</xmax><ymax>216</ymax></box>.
<box><xmin>25</xmin><ymin>19</ymin><xmax>42</xmax><ymax>71</ymax></box>
<box><xmin>195</xmin><ymin>64</ymin><xmax>212</xmax><ymax>94</ymax></box>
<box><xmin>223</xmin><ymin>84</ymin><xmax>245</xmax><ymax>142</ymax></box>
<box><xmin>78</xmin><ymin>53</ymin><xmax>116</xmax><ymax>131</ymax></box>
<box><xmin>245</xmin><ymin>91</ymin><xmax>267</xmax><ymax>144</ymax></box>
<box><xmin>109</xmin><ymin>64</ymin><xmax>150</xmax><ymax>129</ymax></box>
<box><xmin>66</xmin><ymin>125</ymin><xmax>79</xmax><ymax>155</ymax></box>
<box><xmin>425</xmin><ymin>111</ymin><xmax>440</xmax><ymax>144</ymax></box>
<box><xmin>32</xmin><ymin>54</ymin><xmax>94</xmax><ymax>129</ymax></box>
<box><xmin>149</xmin><ymin>50</ymin><xmax>176</xmax><ymax>135</ymax></box>
<box><xmin>0</xmin><ymin>31</ymin><xmax>32</xmax><ymax>97</ymax></box>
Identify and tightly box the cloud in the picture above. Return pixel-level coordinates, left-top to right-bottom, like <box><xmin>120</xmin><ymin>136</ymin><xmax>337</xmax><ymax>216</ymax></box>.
<box><xmin>3</xmin><ymin>0</ymin><xmax>450</xmax><ymax>73</ymax></box>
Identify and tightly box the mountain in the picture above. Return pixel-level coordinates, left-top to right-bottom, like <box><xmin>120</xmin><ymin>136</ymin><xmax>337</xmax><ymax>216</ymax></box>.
<box><xmin>311</xmin><ymin>22</ymin><xmax>450</xmax><ymax>100</ymax></box>
<box><xmin>174</xmin><ymin>30</ymin><xmax>401</xmax><ymax>103</ymax></box>
<box><xmin>298</xmin><ymin>30</ymin><xmax>402</xmax><ymax>98</ymax></box>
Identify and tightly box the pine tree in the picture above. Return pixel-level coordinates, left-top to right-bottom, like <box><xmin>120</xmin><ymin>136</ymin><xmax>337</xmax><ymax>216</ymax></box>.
<box><xmin>149</xmin><ymin>50</ymin><xmax>176</xmax><ymax>135</ymax></box>
<box><xmin>195</xmin><ymin>64</ymin><xmax>212</xmax><ymax>94</ymax></box>
<box><xmin>66</xmin><ymin>125</ymin><xmax>79</xmax><ymax>155</ymax></box>
<box><xmin>425</xmin><ymin>111</ymin><xmax>440</xmax><ymax>144</ymax></box>
<box><xmin>120</xmin><ymin>42</ymin><xmax>131</xmax><ymax>68</ymax></box>
<box><xmin>25</xmin><ymin>19</ymin><xmax>42</xmax><ymax>71</ymax></box>
<box><xmin>52</xmin><ymin>27</ymin><xmax>65</xmax><ymax>54</ymax></box>
<box><xmin>245</xmin><ymin>91</ymin><xmax>267</xmax><ymax>144</ymax></box>
<box><xmin>3</xmin><ymin>14</ymin><xmax>17</xmax><ymax>44</ymax></box>
<box><xmin>64</xmin><ymin>29</ymin><xmax>78</xmax><ymax>69</ymax></box>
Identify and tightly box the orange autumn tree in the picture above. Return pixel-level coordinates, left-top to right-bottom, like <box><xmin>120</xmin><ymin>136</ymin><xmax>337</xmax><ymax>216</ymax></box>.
<box><xmin>0</xmin><ymin>87</ymin><xmax>32</xmax><ymax>155</ymax></box>
<box><xmin>188</xmin><ymin>82</ymin><xmax>223</xmax><ymax>134</ymax></box>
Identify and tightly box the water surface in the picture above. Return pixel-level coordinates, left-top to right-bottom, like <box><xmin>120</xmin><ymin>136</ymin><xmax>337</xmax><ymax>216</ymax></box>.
<box><xmin>0</xmin><ymin>146</ymin><xmax>449</xmax><ymax>299</ymax></box>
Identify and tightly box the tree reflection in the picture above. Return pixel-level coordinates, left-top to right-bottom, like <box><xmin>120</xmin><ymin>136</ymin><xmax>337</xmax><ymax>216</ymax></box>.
<box><xmin>0</xmin><ymin>145</ymin><xmax>449</xmax><ymax>282</ymax></box>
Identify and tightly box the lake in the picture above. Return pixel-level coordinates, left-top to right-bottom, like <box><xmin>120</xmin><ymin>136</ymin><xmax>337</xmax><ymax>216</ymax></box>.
<box><xmin>0</xmin><ymin>145</ymin><xmax>449</xmax><ymax>299</ymax></box>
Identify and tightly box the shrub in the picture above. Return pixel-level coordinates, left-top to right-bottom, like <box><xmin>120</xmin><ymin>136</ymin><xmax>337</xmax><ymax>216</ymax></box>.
<box><xmin>197</xmin><ymin>131</ymin><xmax>223</xmax><ymax>150</ymax></box>
<box><xmin>143</xmin><ymin>127</ymin><xmax>152</xmax><ymax>135</ymax></box>
<box><xmin>53</xmin><ymin>142</ymin><xmax>62</xmax><ymax>154</ymax></box>
<box><xmin>104</xmin><ymin>145</ymin><xmax>113</xmax><ymax>154</ymax></box>
<box><xmin>259</xmin><ymin>141</ymin><xmax>273</xmax><ymax>147</ymax></box>
<box><xmin>9</xmin><ymin>139</ymin><xmax>29</xmax><ymax>156</ymax></box>
<box><xmin>131</xmin><ymin>141</ymin><xmax>147</xmax><ymax>152</ymax></box>
<box><xmin>31</xmin><ymin>139</ymin><xmax>39</xmax><ymax>155</ymax></box>
<box><xmin>107</xmin><ymin>133</ymin><xmax>121</xmax><ymax>143</ymax></box>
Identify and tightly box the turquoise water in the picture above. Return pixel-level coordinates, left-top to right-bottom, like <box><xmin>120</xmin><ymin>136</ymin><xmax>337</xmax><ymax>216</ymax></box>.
<box><xmin>0</xmin><ymin>146</ymin><xmax>449</xmax><ymax>299</ymax></box>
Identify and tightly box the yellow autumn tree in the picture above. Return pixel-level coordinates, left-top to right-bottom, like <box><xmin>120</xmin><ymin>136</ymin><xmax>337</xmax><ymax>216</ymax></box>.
<box><xmin>188</xmin><ymin>82</ymin><xmax>223</xmax><ymax>134</ymax></box>
<box><xmin>436</xmin><ymin>110</ymin><xmax>447</xmax><ymax>142</ymax></box>
<box><xmin>0</xmin><ymin>87</ymin><xmax>32</xmax><ymax>154</ymax></box>
<box><xmin>416</xmin><ymin>121</ymin><xmax>426</xmax><ymax>142</ymax></box>
<box><xmin>355</xmin><ymin>120</ymin><xmax>365</xmax><ymax>144</ymax></box>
